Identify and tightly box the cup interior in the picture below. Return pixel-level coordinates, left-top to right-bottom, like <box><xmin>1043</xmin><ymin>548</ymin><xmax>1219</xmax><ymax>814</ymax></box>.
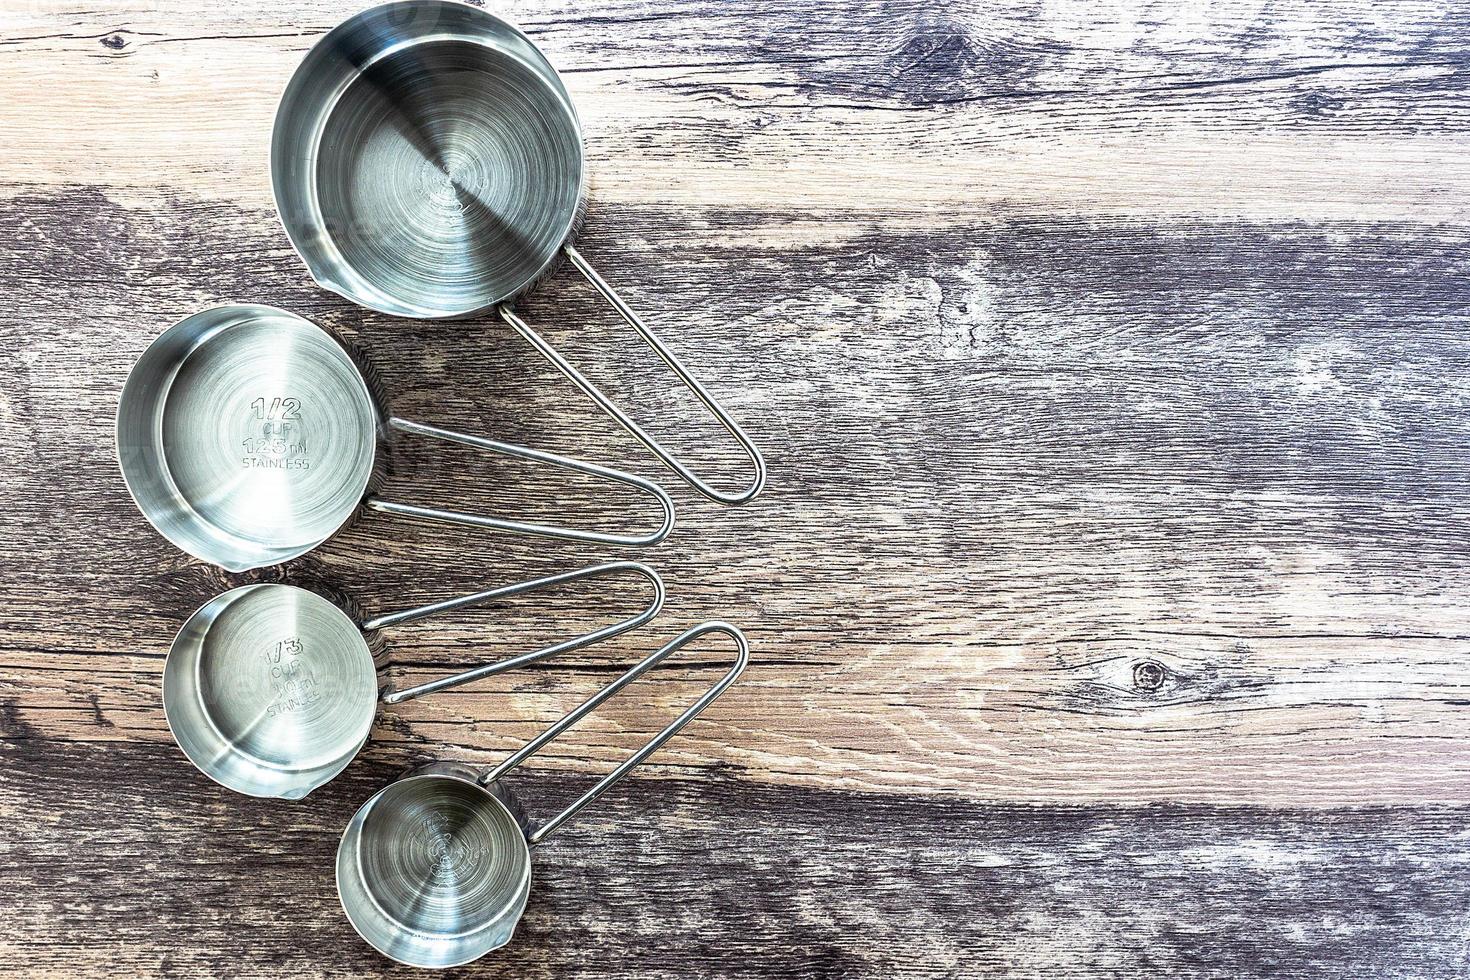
<box><xmin>338</xmin><ymin>771</ymin><xmax>532</xmax><ymax>967</ymax></box>
<box><xmin>273</xmin><ymin>1</ymin><xmax>585</xmax><ymax>318</ymax></box>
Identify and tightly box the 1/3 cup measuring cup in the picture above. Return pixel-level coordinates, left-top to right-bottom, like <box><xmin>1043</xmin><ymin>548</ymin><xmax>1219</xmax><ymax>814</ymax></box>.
<box><xmin>337</xmin><ymin>621</ymin><xmax>748</xmax><ymax>967</ymax></box>
<box><xmin>117</xmin><ymin>304</ymin><xmax>674</xmax><ymax>573</ymax></box>
<box><xmin>163</xmin><ymin>562</ymin><xmax>663</xmax><ymax>799</ymax></box>
<box><xmin>272</xmin><ymin>1</ymin><xmax>765</xmax><ymax>505</ymax></box>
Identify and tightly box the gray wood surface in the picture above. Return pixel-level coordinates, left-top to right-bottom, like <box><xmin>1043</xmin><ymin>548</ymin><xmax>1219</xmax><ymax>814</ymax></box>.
<box><xmin>7</xmin><ymin>738</ymin><xmax>1470</xmax><ymax>979</ymax></box>
<box><xmin>3</xmin><ymin>0</ymin><xmax>1470</xmax><ymax>976</ymax></box>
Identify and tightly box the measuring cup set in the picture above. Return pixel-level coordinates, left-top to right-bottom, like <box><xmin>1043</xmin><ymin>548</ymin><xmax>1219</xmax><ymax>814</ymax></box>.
<box><xmin>116</xmin><ymin>1</ymin><xmax>761</xmax><ymax>967</ymax></box>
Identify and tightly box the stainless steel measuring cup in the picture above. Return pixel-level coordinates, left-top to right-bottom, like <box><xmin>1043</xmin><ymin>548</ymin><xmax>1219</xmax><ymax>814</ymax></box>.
<box><xmin>272</xmin><ymin>1</ymin><xmax>765</xmax><ymax>505</ymax></box>
<box><xmin>117</xmin><ymin>304</ymin><xmax>674</xmax><ymax>572</ymax></box>
<box><xmin>163</xmin><ymin>561</ymin><xmax>663</xmax><ymax>799</ymax></box>
<box><xmin>337</xmin><ymin>621</ymin><xmax>747</xmax><ymax>967</ymax></box>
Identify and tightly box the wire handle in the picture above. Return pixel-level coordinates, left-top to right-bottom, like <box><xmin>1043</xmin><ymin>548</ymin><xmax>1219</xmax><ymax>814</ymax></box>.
<box><xmin>480</xmin><ymin>621</ymin><xmax>749</xmax><ymax>844</ymax></box>
<box><xmin>365</xmin><ymin>561</ymin><xmax>665</xmax><ymax>705</ymax></box>
<box><xmin>498</xmin><ymin>244</ymin><xmax>766</xmax><ymax>506</ymax></box>
<box><xmin>365</xmin><ymin>417</ymin><xmax>674</xmax><ymax>546</ymax></box>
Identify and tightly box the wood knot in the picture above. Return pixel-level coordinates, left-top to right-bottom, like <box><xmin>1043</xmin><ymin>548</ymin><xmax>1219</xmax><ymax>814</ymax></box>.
<box><xmin>100</xmin><ymin>34</ymin><xmax>128</xmax><ymax>50</ymax></box>
<box><xmin>1132</xmin><ymin>660</ymin><xmax>1168</xmax><ymax>692</ymax></box>
<box><xmin>882</xmin><ymin>26</ymin><xmax>984</xmax><ymax>105</ymax></box>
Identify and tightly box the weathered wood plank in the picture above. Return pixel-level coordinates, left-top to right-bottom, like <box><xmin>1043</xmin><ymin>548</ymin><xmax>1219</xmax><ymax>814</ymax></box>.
<box><xmin>3</xmin><ymin>739</ymin><xmax>1470</xmax><ymax>979</ymax></box>
<box><xmin>2</xmin><ymin>1</ymin><xmax>1469</xmax><ymax>219</ymax></box>
<box><xmin>3</xmin><ymin>187</ymin><xmax>1469</xmax><ymax>803</ymax></box>
<box><xmin>5</xmin><ymin>0</ymin><xmax>1470</xmax><ymax>973</ymax></box>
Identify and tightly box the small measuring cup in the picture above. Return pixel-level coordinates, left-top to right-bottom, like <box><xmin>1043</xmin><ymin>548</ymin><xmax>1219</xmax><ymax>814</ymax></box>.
<box><xmin>163</xmin><ymin>561</ymin><xmax>663</xmax><ymax>799</ymax></box>
<box><xmin>117</xmin><ymin>304</ymin><xmax>674</xmax><ymax>573</ymax></box>
<box><xmin>336</xmin><ymin>621</ymin><xmax>748</xmax><ymax>967</ymax></box>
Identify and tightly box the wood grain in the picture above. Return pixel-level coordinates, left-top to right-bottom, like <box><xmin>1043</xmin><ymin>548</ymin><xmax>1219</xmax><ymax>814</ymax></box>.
<box><xmin>4</xmin><ymin>187</ymin><xmax>1469</xmax><ymax>803</ymax></box>
<box><xmin>4</xmin><ymin>739</ymin><xmax>1470</xmax><ymax>979</ymax></box>
<box><xmin>3</xmin><ymin>1</ymin><xmax>1470</xmax><ymax>220</ymax></box>
<box><xmin>3</xmin><ymin>0</ymin><xmax>1470</xmax><ymax>975</ymax></box>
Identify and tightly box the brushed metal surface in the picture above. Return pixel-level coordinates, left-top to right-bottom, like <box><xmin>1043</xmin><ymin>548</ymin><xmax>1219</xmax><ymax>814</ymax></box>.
<box><xmin>163</xmin><ymin>584</ymin><xmax>378</xmax><ymax>800</ymax></box>
<box><xmin>337</xmin><ymin>766</ymin><xmax>531</xmax><ymax>969</ymax></box>
<box><xmin>273</xmin><ymin>0</ymin><xmax>581</xmax><ymax>318</ymax></box>
<box><xmin>117</xmin><ymin>305</ymin><xmax>379</xmax><ymax>572</ymax></box>
<box><xmin>118</xmin><ymin>304</ymin><xmax>675</xmax><ymax>570</ymax></box>
<box><xmin>271</xmin><ymin>1</ymin><xmax>766</xmax><ymax>504</ymax></box>
<box><xmin>337</xmin><ymin>622</ymin><xmax>750</xmax><ymax>967</ymax></box>
<box><xmin>163</xmin><ymin>564</ymin><xmax>668</xmax><ymax>800</ymax></box>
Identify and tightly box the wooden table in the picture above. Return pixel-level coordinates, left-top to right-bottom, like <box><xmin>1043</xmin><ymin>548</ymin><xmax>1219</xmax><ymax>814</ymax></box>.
<box><xmin>3</xmin><ymin>1</ymin><xmax>1469</xmax><ymax>976</ymax></box>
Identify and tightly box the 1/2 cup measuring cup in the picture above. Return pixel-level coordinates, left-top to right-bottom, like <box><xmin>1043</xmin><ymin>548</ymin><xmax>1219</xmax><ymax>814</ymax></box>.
<box><xmin>163</xmin><ymin>561</ymin><xmax>663</xmax><ymax>799</ymax></box>
<box><xmin>117</xmin><ymin>304</ymin><xmax>674</xmax><ymax>573</ymax></box>
<box><xmin>337</xmin><ymin>621</ymin><xmax>748</xmax><ymax>967</ymax></box>
<box><xmin>272</xmin><ymin>1</ymin><xmax>765</xmax><ymax>504</ymax></box>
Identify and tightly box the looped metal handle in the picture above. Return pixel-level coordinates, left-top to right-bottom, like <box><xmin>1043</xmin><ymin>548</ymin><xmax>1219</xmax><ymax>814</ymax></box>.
<box><xmin>365</xmin><ymin>417</ymin><xmax>674</xmax><ymax>546</ymax></box>
<box><xmin>364</xmin><ymin>561</ymin><xmax>665</xmax><ymax>705</ymax></box>
<box><xmin>498</xmin><ymin>244</ymin><xmax>766</xmax><ymax>506</ymax></box>
<box><xmin>480</xmin><ymin>621</ymin><xmax>749</xmax><ymax>845</ymax></box>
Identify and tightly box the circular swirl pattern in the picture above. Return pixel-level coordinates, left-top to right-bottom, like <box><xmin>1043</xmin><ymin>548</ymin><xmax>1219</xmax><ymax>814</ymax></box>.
<box><xmin>357</xmin><ymin>777</ymin><xmax>529</xmax><ymax>938</ymax></box>
<box><xmin>316</xmin><ymin>39</ymin><xmax>582</xmax><ymax>316</ymax></box>
<box><xmin>192</xmin><ymin>585</ymin><xmax>376</xmax><ymax>773</ymax></box>
<box><xmin>159</xmin><ymin>310</ymin><xmax>378</xmax><ymax>553</ymax></box>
